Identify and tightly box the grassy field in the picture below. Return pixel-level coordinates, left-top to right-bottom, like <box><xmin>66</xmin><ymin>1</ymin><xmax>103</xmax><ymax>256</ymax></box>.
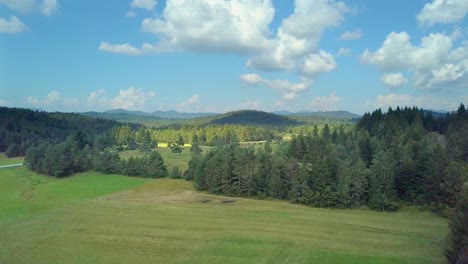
<box><xmin>0</xmin><ymin>167</ymin><xmax>447</xmax><ymax>264</ymax></box>
<box><xmin>120</xmin><ymin>148</ymin><xmax>193</xmax><ymax>172</ymax></box>
<box><xmin>0</xmin><ymin>153</ymin><xmax>24</xmax><ymax>166</ymax></box>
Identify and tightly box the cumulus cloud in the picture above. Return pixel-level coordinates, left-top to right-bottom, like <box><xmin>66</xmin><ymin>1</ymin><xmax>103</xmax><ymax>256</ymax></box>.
<box><xmin>131</xmin><ymin>0</ymin><xmax>157</xmax><ymax>10</ymax></box>
<box><xmin>340</xmin><ymin>29</ymin><xmax>362</xmax><ymax>40</ymax></box>
<box><xmin>417</xmin><ymin>0</ymin><xmax>468</xmax><ymax>26</ymax></box>
<box><xmin>42</xmin><ymin>0</ymin><xmax>57</xmax><ymax>16</ymax></box>
<box><xmin>309</xmin><ymin>92</ymin><xmax>341</xmax><ymax>111</ymax></box>
<box><xmin>0</xmin><ymin>0</ymin><xmax>36</xmax><ymax>13</ymax></box>
<box><xmin>247</xmin><ymin>0</ymin><xmax>347</xmax><ymax>73</ymax></box>
<box><xmin>0</xmin><ymin>16</ymin><xmax>28</xmax><ymax>34</ymax></box>
<box><xmin>101</xmin><ymin>0</ymin><xmax>344</xmax><ymax>79</ymax></box>
<box><xmin>27</xmin><ymin>91</ymin><xmax>79</xmax><ymax>108</ymax></box>
<box><xmin>0</xmin><ymin>0</ymin><xmax>57</xmax><ymax>15</ymax></box>
<box><xmin>361</xmin><ymin>31</ymin><xmax>468</xmax><ymax>90</ymax></box>
<box><xmin>241</xmin><ymin>73</ymin><xmax>311</xmax><ymax>100</ymax></box>
<box><xmin>88</xmin><ymin>87</ymin><xmax>156</xmax><ymax>110</ymax></box>
<box><xmin>302</xmin><ymin>51</ymin><xmax>336</xmax><ymax>75</ymax></box>
<box><xmin>98</xmin><ymin>42</ymin><xmax>143</xmax><ymax>56</ymax></box>
<box><xmin>176</xmin><ymin>95</ymin><xmax>201</xmax><ymax>112</ymax></box>
<box><xmin>336</xmin><ymin>47</ymin><xmax>351</xmax><ymax>57</ymax></box>
<box><xmin>380</xmin><ymin>73</ymin><xmax>408</xmax><ymax>88</ymax></box>
<box><xmin>374</xmin><ymin>93</ymin><xmax>468</xmax><ymax>111</ymax></box>
<box><xmin>139</xmin><ymin>0</ymin><xmax>274</xmax><ymax>54</ymax></box>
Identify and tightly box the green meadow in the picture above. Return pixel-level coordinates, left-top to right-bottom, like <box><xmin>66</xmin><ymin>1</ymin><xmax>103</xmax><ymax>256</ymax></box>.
<box><xmin>0</xmin><ymin>153</ymin><xmax>24</xmax><ymax>166</ymax></box>
<box><xmin>0</xmin><ymin>167</ymin><xmax>447</xmax><ymax>264</ymax></box>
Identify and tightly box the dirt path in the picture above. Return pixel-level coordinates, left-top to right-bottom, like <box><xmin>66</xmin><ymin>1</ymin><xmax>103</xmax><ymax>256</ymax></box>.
<box><xmin>0</xmin><ymin>163</ymin><xmax>23</xmax><ymax>169</ymax></box>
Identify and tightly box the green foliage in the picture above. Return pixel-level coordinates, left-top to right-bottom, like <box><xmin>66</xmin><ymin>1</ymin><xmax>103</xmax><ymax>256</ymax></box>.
<box><xmin>0</xmin><ymin>107</ymin><xmax>119</xmax><ymax>157</ymax></box>
<box><xmin>369</xmin><ymin>152</ymin><xmax>399</xmax><ymax>212</ymax></box>
<box><xmin>170</xmin><ymin>166</ymin><xmax>181</xmax><ymax>179</ymax></box>
<box><xmin>120</xmin><ymin>151</ymin><xmax>167</xmax><ymax>178</ymax></box>
<box><xmin>169</xmin><ymin>142</ymin><xmax>183</xmax><ymax>153</ymax></box>
<box><xmin>445</xmin><ymin>184</ymin><xmax>468</xmax><ymax>264</ymax></box>
<box><xmin>209</xmin><ymin>110</ymin><xmax>300</xmax><ymax>126</ymax></box>
<box><xmin>25</xmin><ymin>137</ymin><xmax>92</xmax><ymax>178</ymax></box>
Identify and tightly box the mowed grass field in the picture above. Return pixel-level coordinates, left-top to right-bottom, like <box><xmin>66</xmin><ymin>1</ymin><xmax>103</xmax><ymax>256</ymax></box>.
<box><xmin>0</xmin><ymin>153</ymin><xmax>24</xmax><ymax>166</ymax></box>
<box><xmin>0</xmin><ymin>167</ymin><xmax>447</xmax><ymax>264</ymax></box>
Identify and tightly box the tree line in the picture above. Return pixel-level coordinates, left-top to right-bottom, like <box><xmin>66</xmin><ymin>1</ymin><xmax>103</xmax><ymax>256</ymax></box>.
<box><xmin>188</xmin><ymin>106</ymin><xmax>467</xmax><ymax>214</ymax></box>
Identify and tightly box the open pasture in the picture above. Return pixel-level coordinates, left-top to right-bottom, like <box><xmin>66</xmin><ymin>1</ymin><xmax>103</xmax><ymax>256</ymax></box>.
<box><xmin>0</xmin><ymin>167</ymin><xmax>447</xmax><ymax>264</ymax></box>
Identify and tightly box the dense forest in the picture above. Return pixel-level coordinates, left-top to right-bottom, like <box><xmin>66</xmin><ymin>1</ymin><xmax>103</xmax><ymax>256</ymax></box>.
<box><xmin>0</xmin><ymin>107</ymin><xmax>125</xmax><ymax>157</ymax></box>
<box><xmin>208</xmin><ymin>110</ymin><xmax>300</xmax><ymax>126</ymax></box>
<box><xmin>189</xmin><ymin>106</ymin><xmax>467</xmax><ymax>214</ymax></box>
<box><xmin>1</xmin><ymin>105</ymin><xmax>467</xmax><ymax>263</ymax></box>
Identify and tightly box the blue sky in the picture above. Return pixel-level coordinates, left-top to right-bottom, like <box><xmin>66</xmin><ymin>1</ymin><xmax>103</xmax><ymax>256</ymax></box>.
<box><xmin>0</xmin><ymin>0</ymin><xmax>467</xmax><ymax>114</ymax></box>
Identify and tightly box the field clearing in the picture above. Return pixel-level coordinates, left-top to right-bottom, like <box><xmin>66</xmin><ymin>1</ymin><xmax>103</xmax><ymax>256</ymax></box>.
<box><xmin>0</xmin><ymin>153</ymin><xmax>24</xmax><ymax>166</ymax></box>
<box><xmin>0</xmin><ymin>167</ymin><xmax>448</xmax><ymax>264</ymax></box>
<box><xmin>120</xmin><ymin>148</ymin><xmax>193</xmax><ymax>172</ymax></box>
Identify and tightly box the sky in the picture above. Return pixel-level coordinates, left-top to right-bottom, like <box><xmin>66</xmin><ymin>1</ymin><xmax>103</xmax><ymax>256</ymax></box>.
<box><xmin>0</xmin><ymin>0</ymin><xmax>467</xmax><ymax>114</ymax></box>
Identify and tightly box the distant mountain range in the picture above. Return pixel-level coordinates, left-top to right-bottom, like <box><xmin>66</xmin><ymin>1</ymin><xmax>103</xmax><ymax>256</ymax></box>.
<box><xmin>82</xmin><ymin>108</ymin><xmax>451</xmax><ymax>123</ymax></box>
<box><xmin>274</xmin><ymin>110</ymin><xmax>361</xmax><ymax>119</ymax></box>
<box><xmin>101</xmin><ymin>108</ymin><xmax>361</xmax><ymax>120</ymax></box>
<box><xmin>104</xmin><ymin>108</ymin><xmax>218</xmax><ymax>119</ymax></box>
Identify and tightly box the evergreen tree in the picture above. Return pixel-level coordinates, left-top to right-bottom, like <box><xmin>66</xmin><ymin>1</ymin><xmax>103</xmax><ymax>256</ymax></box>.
<box><xmin>369</xmin><ymin>151</ymin><xmax>399</xmax><ymax>211</ymax></box>
<box><xmin>144</xmin><ymin>151</ymin><xmax>167</xmax><ymax>178</ymax></box>
<box><xmin>445</xmin><ymin>184</ymin><xmax>468</xmax><ymax>264</ymax></box>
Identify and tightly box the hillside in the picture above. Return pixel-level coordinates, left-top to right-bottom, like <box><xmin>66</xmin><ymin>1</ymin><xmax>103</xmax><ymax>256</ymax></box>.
<box><xmin>209</xmin><ymin>110</ymin><xmax>301</xmax><ymax>126</ymax></box>
<box><xmin>273</xmin><ymin>110</ymin><xmax>360</xmax><ymax>119</ymax></box>
<box><xmin>105</xmin><ymin>109</ymin><xmax>218</xmax><ymax>119</ymax></box>
<box><xmin>0</xmin><ymin>107</ymin><xmax>123</xmax><ymax>157</ymax></box>
<box><xmin>0</xmin><ymin>168</ymin><xmax>447</xmax><ymax>264</ymax></box>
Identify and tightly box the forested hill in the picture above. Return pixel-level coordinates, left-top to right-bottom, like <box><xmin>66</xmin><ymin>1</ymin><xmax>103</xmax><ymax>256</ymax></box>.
<box><xmin>0</xmin><ymin>107</ymin><xmax>127</xmax><ymax>157</ymax></box>
<box><xmin>208</xmin><ymin>110</ymin><xmax>300</xmax><ymax>126</ymax></box>
<box><xmin>273</xmin><ymin>110</ymin><xmax>360</xmax><ymax>119</ymax></box>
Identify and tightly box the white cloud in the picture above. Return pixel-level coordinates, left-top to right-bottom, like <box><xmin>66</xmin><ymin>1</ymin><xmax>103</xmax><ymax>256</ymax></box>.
<box><xmin>417</xmin><ymin>0</ymin><xmax>468</xmax><ymax>26</ymax></box>
<box><xmin>27</xmin><ymin>91</ymin><xmax>79</xmax><ymax>108</ymax></box>
<box><xmin>240</xmin><ymin>73</ymin><xmax>264</xmax><ymax>85</ymax></box>
<box><xmin>113</xmin><ymin>87</ymin><xmax>155</xmax><ymax>110</ymax></box>
<box><xmin>247</xmin><ymin>0</ymin><xmax>348</xmax><ymax>72</ymax></box>
<box><xmin>361</xmin><ymin>31</ymin><xmax>468</xmax><ymax>90</ymax></box>
<box><xmin>176</xmin><ymin>94</ymin><xmax>201</xmax><ymax>112</ymax></box>
<box><xmin>340</xmin><ymin>29</ymin><xmax>362</xmax><ymax>40</ymax></box>
<box><xmin>140</xmin><ymin>0</ymin><xmax>274</xmax><ymax>54</ymax></box>
<box><xmin>309</xmin><ymin>92</ymin><xmax>341</xmax><ymax>111</ymax></box>
<box><xmin>374</xmin><ymin>93</ymin><xmax>468</xmax><ymax>111</ymax></box>
<box><xmin>241</xmin><ymin>73</ymin><xmax>311</xmax><ymax>100</ymax></box>
<box><xmin>42</xmin><ymin>0</ymin><xmax>57</xmax><ymax>16</ymax></box>
<box><xmin>101</xmin><ymin>0</ymin><xmax>345</xmax><ymax>79</ymax></box>
<box><xmin>0</xmin><ymin>0</ymin><xmax>35</xmax><ymax>13</ymax></box>
<box><xmin>98</xmin><ymin>42</ymin><xmax>143</xmax><ymax>56</ymax></box>
<box><xmin>0</xmin><ymin>0</ymin><xmax>57</xmax><ymax>15</ymax></box>
<box><xmin>302</xmin><ymin>51</ymin><xmax>336</xmax><ymax>75</ymax></box>
<box><xmin>0</xmin><ymin>16</ymin><xmax>28</xmax><ymax>34</ymax></box>
<box><xmin>88</xmin><ymin>87</ymin><xmax>156</xmax><ymax>110</ymax></box>
<box><xmin>336</xmin><ymin>47</ymin><xmax>351</xmax><ymax>57</ymax></box>
<box><xmin>380</xmin><ymin>73</ymin><xmax>408</xmax><ymax>88</ymax></box>
<box><xmin>131</xmin><ymin>0</ymin><xmax>157</xmax><ymax>11</ymax></box>
<box><xmin>0</xmin><ymin>99</ymin><xmax>11</xmax><ymax>106</ymax></box>
<box><xmin>273</xmin><ymin>100</ymin><xmax>285</xmax><ymax>109</ymax></box>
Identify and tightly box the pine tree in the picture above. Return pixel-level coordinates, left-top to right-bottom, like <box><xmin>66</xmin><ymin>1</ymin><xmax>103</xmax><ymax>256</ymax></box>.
<box><xmin>369</xmin><ymin>151</ymin><xmax>399</xmax><ymax>211</ymax></box>
<box><xmin>445</xmin><ymin>184</ymin><xmax>468</xmax><ymax>264</ymax></box>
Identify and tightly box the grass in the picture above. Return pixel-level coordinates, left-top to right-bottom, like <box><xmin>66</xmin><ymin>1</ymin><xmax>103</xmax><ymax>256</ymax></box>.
<box><xmin>120</xmin><ymin>146</ymin><xmax>210</xmax><ymax>172</ymax></box>
<box><xmin>0</xmin><ymin>152</ymin><xmax>24</xmax><ymax>166</ymax></box>
<box><xmin>0</xmin><ymin>167</ymin><xmax>447</xmax><ymax>264</ymax></box>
